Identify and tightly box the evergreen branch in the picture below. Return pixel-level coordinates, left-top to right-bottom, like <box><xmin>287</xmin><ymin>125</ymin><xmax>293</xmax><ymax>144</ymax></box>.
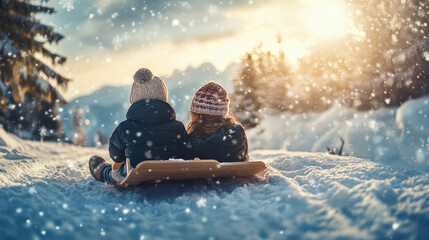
<box><xmin>1</xmin><ymin>27</ymin><xmax>66</xmax><ymax>65</ymax></box>
<box><xmin>0</xmin><ymin>0</ymin><xmax>69</xmax><ymax>110</ymax></box>
<box><xmin>41</xmin><ymin>48</ymin><xmax>66</xmax><ymax>65</ymax></box>
<box><xmin>2</xmin><ymin>13</ymin><xmax>64</xmax><ymax>43</ymax></box>
<box><xmin>0</xmin><ymin>30</ymin><xmax>21</xmax><ymax>57</ymax></box>
<box><xmin>5</xmin><ymin>0</ymin><xmax>55</xmax><ymax>15</ymax></box>
<box><xmin>0</xmin><ymin>27</ymin><xmax>67</xmax><ymax>64</ymax></box>
<box><xmin>0</xmin><ymin>18</ymin><xmax>36</xmax><ymax>42</ymax></box>
<box><xmin>20</xmin><ymin>72</ymin><xmax>67</xmax><ymax>106</ymax></box>
<box><xmin>29</xmin><ymin>56</ymin><xmax>70</xmax><ymax>89</ymax></box>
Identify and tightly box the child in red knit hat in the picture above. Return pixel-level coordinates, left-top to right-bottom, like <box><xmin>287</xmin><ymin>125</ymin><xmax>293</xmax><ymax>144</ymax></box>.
<box><xmin>187</xmin><ymin>81</ymin><xmax>248</xmax><ymax>162</ymax></box>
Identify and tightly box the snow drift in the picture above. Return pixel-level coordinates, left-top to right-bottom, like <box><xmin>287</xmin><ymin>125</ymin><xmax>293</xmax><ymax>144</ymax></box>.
<box><xmin>248</xmin><ymin>96</ymin><xmax>429</xmax><ymax>172</ymax></box>
<box><xmin>0</xmin><ymin>131</ymin><xmax>428</xmax><ymax>239</ymax></box>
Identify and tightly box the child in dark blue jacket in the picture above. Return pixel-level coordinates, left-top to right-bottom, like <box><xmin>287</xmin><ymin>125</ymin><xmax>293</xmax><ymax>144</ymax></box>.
<box><xmin>89</xmin><ymin>68</ymin><xmax>190</xmax><ymax>184</ymax></box>
<box><xmin>187</xmin><ymin>82</ymin><xmax>248</xmax><ymax>162</ymax></box>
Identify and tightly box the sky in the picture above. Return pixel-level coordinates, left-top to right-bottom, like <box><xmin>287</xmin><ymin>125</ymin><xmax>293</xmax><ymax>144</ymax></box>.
<box><xmin>37</xmin><ymin>0</ymin><xmax>351</xmax><ymax>100</ymax></box>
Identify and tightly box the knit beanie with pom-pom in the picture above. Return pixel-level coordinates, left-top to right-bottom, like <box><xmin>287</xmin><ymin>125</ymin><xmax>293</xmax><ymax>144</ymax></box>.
<box><xmin>190</xmin><ymin>81</ymin><xmax>230</xmax><ymax>117</ymax></box>
<box><xmin>129</xmin><ymin>68</ymin><xmax>168</xmax><ymax>104</ymax></box>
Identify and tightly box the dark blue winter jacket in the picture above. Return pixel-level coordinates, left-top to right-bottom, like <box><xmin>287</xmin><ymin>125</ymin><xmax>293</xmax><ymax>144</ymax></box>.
<box><xmin>189</xmin><ymin>124</ymin><xmax>248</xmax><ymax>162</ymax></box>
<box><xmin>109</xmin><ymin>99</ymin><xmax>190</xmax><ymax>168</ymax></box>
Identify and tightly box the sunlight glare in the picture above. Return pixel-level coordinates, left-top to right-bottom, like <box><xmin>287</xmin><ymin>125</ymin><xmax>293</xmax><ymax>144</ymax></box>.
<box><xmin>302</xmin><ymin>0</ymin><xmax>349</xmax><ymax>39</ymax></box>
<box><xmin>261</xmin><ymin>39</ymin><xmax>304</xmax><ymax>65</ymax></box>
<box><xmin>283</xmin><ymin>40</ymin><xmax>304</xmax><ymax>65</ymax></box>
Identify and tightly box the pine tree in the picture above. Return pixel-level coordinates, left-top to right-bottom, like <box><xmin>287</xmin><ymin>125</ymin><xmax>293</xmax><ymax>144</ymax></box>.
<box><xmin>0</xmin><ymin>0</ymin><xmax>70</xmax><ymax>110</ymax></box>
<box><xmin>0</xmin><ymin>87</ymin><xmax>66</xmax><ymax>141</ymax></box>
<box><xmin>94</xmin><ymin>129</ymin><xmax>108</xmax><ymax>148</ymax></box>
<box><xmin>32</xmin><ymin>100</ymin><xmax>65</xmax><ymax>141</ymax></box>
<box><xmin>345</xmin><ymin>0</ymin><xmax>429</xmax><ymax>109</ymax></box>
<box><xmin>71</xmin><ymin>105</ymin><xmax>87</xmax><ymax>147</ymax></box>
<box><xmin>232</xmin><ymin>53</ymin><xmax>262</xmax><ymax>128</ymax></box>
<box><xmin>265</xmin><ymin>48</ymin><xmax>292</xmax><ymax>111</ymax></box>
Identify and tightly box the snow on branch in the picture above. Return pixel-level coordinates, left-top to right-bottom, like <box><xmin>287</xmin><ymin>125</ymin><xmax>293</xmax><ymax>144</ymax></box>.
<box><xmin>31</xmin><ymin>57</ymin><xmax>70</xmax><ymax>89</ymax></box>
<box><xmin>4</xmin><ymin>13</ymin><xmax>64</xmax><ymax>43</ymax></box>
<box><xmin>0</xmin><ymin>31</ymin><xmax>21</xmax><ymax>58</ymax></box>
<box><xmin>1</xmin><ymin>23</ymin><xmax>66</xmax><ymax>65</ymax></box>
<box><xmin>34</xmin><ymin>71</ymin><xmax>49</xmax><ymax>94</ymax></box>
<box><xmin>5</xmin><ymin>0</ymin><xmax>55</xmax><ymax>15</ymax></box>
<box><xmin>29</xmin><ymin>71</ymin><xmax>66</xmax><ymax>105</ymax></box>
<box><xmin>41</xmin><ymin>48</ymin><xmax>66</xmax><ymax>65</ymax></box>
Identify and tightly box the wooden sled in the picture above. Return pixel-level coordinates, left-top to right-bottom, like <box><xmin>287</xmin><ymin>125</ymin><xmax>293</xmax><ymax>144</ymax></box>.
<box><xmin>117</xmin><ymin>159</ymin><xmax>267</xmax><ymax>187</ymax></box>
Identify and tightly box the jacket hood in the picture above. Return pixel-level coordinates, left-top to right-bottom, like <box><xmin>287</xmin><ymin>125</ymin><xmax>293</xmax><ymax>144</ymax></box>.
<box><xmin>126</xmin><ymin>99</ymin><xmax>176</xmax><ymax>125</ymax></box>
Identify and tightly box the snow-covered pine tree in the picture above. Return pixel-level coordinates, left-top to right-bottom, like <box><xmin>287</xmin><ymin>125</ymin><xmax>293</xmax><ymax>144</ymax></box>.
<box><xmin>235</xmin><ymin>43</ymin><xmax>293</xmax><ymax>114</ymax></box>
<box><xmin>265</xmin><ymin>46</ymin><xmax>292</xmax><ymax>112</ymax></box>
<box><xmin>0</xmin><ymin>0</ymin><xmax>70</xmax><ymax>110</ymax></box>
<box><xmin>32</xmin><ymin>100</ymin><xmax>65</xmax><ymax>142</ymax></box>
<box><xmin>293</xmin><ymin>1</ymin><xmax>429</xmax><ymax>112</ymax></box>
<box><xmin>345</xmin><ymin>0</ymin><xmax>429</xmax><ymax>109</ymax></box>
<box><xmin>0</xmin><ymin>89</ymin><xmax>64</xmax><ymax>141</ymax></box>
<box><xmin>71</xmin><ymin>105</ymin><xmax>87</xmax><ymax>147</ymax></box>
<box><xmin>93</xmin><ymin>129</ymin><xmax>108</xmax><ymax>148</ymax></box>
<box><xmin>232</xmin><ymin>53</ymin><xmax>262</xmax><ymax>128</ymax></box>
<box><xmin>297</xmin><ymin>39</ymin><xmax>354</xmax><ymax>112</ymax></box>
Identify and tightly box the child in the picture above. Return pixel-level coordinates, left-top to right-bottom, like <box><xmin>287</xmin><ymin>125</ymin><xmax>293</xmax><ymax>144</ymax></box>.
<box><xmin>187</xmin><ymin>81</ymin><xmax>248</xmax><ymax>162</ymax></box>
<box><xmin>89</xmin><ymin>68</ymin><xmax>190</xmax><ymax>184</ymax></box>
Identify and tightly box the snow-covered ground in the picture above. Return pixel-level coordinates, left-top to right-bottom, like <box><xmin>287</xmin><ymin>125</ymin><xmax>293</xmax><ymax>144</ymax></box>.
<box><xmin>1</xmin><ymin>128</ymin><xmax>428</xmax><ymax>239</ymax></box>
<box><xmin>248</xmin><ymin>96</ymin><xmax>429</xmax><ymax>173</ymax></box>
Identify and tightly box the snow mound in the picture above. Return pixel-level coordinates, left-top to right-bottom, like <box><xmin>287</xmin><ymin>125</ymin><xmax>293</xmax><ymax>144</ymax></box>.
<box><xmin>248</xmin><ymin>96</ymin><xmax>429</xmax><ymax>172</ymax></box>
<box><xmin>396</xmin><ymin>97</ymin><xmax>429</xmax><ymax>169</ymax></box>
<box><xmin>0</xmin><ymin>135</ymin><xmax>428</xmax><ymax>239</ymax></box>
<box><xmin>0</xmin><ymin>127</ymin><xmax>21</xmax><ymax>148</ymax></box>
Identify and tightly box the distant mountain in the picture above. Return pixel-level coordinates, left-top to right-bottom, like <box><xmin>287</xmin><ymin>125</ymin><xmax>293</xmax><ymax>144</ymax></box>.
<box><xmin>61</xmin><ymin>62</ymin><xmax>238</xmax><ymax>146</ymax></box>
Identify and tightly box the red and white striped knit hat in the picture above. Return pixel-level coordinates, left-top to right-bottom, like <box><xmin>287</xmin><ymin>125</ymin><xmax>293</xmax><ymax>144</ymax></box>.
<box><xmin>190</xmin><ymin>81</ymin><xmax>230</xmax><ymax>117</ymax></box>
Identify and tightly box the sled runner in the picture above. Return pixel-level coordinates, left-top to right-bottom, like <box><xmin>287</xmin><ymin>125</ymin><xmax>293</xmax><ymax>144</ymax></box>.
<box><xmin>117</xmin><ymin>159</ymin><xmax>266</xmax><ymax>187</ymax></box>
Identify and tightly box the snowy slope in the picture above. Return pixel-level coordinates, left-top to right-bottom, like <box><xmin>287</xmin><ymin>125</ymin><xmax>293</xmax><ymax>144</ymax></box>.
<box><xmin>1</xmin><ymin>131</ymin><xmax>428</xmax><ymax>239</ymax></box>
<box><xmin>61</xmin><ymin>63</ymin><xmax>237</xmax><ymax>146</ymax></box>
<box><xmin>248</xmin><ymin>96</ymin><xmax>429</xmax><ymax>173</ymax></box>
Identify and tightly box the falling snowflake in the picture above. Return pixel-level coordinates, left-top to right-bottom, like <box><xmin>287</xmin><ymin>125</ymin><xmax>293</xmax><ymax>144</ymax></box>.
<box><xmin>28</xmin><ymin>186</ymin><xmax>37</xmax><ymax>195</ymax></box>
<box><xmin>112</xmin><ymin>33</ymin><xmax>130</xmax><ymax>50</ymax></box>
<box><xmin>144</xmin><ymin>150</ymin><xmax>152</xmax><ymax>159</ymax></box>
<box><xmin>59</xmin><ymin>0</ymin><xmax>74</xmax><ymax>12</ymax></box>
<box><xmin>423</xmin><ymin>51</ymin><xmax>429</xmax><ymax>61</ymax></box>
<box><xmin>196</xmin><ymin>198</ymin><xmax>207</xmax><ymax>208</ymax></box>
<box><xmin>112</xmin><ymin>36</ymin><xmax>122</xmax><ymax>50</ymax></box>
<box><xmin>111</xmin><ymin>12</ymin><xmax>119</xmax><ymax>19</ymax></box>
<box><xmin>96</xmin><ymin>7</ymin><xmax>103</xmax><ymax>15</ymax></box>
<box><xmin>392</xmin><ymin>221</ymin><xmax>401</xmax><ymax>230</ymax></box>
<box><xmin>385</xmin><ymin>98</ymin><xmax>391</xmax><ymax>104</ymax></box>
<box><xmin>172</xmin><ymin>19</ymin><xmax>180</xmax><ymax>26</ymax></box>
<box><xmin>39</xmin><ymin>126</ymin><xmax>48</xmax><ymax>137</ymax></box>
<box><xmin>208</xmin><ymin>4</ymin><xmax>218</xmax><ymax>15</ymax></box>
<box><xmin>123</xmin><ymin>31</ymin><xmax>131</xmax><ymax>39</ymax></box>
<box><xmin>7</xmin><ymin>104</ymin><xmax>16</xmax><ymax>110</ymax></box>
